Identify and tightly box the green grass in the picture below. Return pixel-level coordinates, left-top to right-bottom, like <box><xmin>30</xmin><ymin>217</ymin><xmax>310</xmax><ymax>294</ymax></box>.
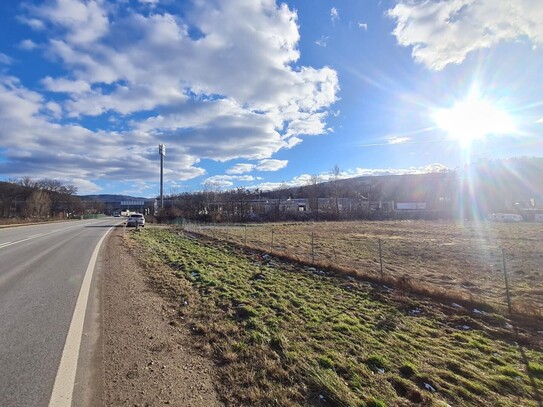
<box><xmin>186</xmin><ymin>220</ymin><xmax>543</xmax><ymax>315</ymax></box>
<box><xmin>130</xmin><ymin>227</ymin><xmax>543</xmax><ymax>406</ymax></box>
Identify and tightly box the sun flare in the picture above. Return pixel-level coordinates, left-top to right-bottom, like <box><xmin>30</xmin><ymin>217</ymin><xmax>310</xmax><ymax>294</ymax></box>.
<box><xmin>433</xmin><ymin>89</ymin><xmax>516</xmax><ymax>146</ymax></box>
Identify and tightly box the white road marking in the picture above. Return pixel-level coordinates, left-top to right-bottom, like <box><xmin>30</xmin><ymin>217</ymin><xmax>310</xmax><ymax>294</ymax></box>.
<box><xmin>0</xmin><ymin>224</ymin><xmax>88</xmax><ymax>250</ymax></box>
<box><xmin>48</xmin><ymin>224</ymin><xmax>116</xmax><ymax>407</ymax></box>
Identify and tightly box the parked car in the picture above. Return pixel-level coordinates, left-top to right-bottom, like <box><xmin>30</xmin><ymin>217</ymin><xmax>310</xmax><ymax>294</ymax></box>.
<box><xmin>126</xmin><ymin>213</ymin><xmax>145</xmax><ymax>227</ymax></box>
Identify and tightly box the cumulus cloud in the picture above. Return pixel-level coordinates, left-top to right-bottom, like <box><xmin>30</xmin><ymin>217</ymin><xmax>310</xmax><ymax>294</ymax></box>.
<box><xmin>0</xmin><ymin>0</ymin><xmax>339</xmax><ymax>188</ymax></box>
<box><xmin>19</xmin><ymin>39</ymin><xmax>38</xmax><ymax>50</ymax></box>
<box><xmin>225</xmin><ymin>159</ymin><xmax>288</xmax><ymax>175</ymax></box>
<box><xmin>256</xmin><ymin>159</ymin><xmax>288</xmax><ymax>171</ymax></box>
<box><xmin>203</xmin><ymin>174</ymin><xmax>260</xmax><ymax>189</ymax></box>
<box><xmin>41</xmin><ymin>76</ymin><xmax>91</xmax><ymax>93</ymax></box>
<box><xmin>350</xmin><ymin>163</ymin><xmax>449</xmax><ymax>177</ymax></box>
<box><xmin>0</xmin><ymin>76</ymin><xmax>205</xmax><ymax>187</ymax></box>
<box><xmin>388</xmin><ymin>0</ymin><xmax>543</xmax><ymax>70</ymax></box>
<box><xmin>358</xmin><ymin>22</ymin><xmax>368</xmax><ymax>31</ymax></box>
<box><xmin>29</xmin><ymin>0</ymin><xmax>109</xmax><ymax>45</ymax></box>
<box><xmin>70</xmin><ymin>178</ymin><xmax>101</xmax><ymax>194</ymax></box>
<box><xmin>226</xmin><ymin>163</ymin><xmax>255</xmax><ymax>175</ymax></box>
<box><xmin>331</xmin><ymin>7</ymin><xmax>339</xmax><ymax>23</ymax></box>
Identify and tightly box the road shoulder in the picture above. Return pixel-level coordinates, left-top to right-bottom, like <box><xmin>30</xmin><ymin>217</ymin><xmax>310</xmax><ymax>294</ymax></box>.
<box><xmin>101</xmin><ymin>228</ymin><xmax>222</xmax><ymax>406</ymax></box>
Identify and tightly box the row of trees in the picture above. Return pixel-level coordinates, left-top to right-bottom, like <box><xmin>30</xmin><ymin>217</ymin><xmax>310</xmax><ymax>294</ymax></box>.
<box><xmin>0</xmin><ymin>178</ymin><xmax>82</xmax><ymax>220</ymax></box>
<box><xmin>157</xmin><ymin>157</ymin><xmax>543</xmax><ymax>223</ymax></box>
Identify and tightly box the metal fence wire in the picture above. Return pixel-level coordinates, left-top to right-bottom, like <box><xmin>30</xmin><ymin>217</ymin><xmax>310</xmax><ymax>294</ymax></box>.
<box><xmin>180</xmin><ymin>220</ymin><xmax>543</xmax><ymax>316</ymax></box>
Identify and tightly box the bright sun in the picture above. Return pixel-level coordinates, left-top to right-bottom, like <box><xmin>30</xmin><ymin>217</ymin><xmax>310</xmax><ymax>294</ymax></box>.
<box><xmin>433</xmin><ymin>89</ymin><xmax>516</xmax><ymax>146</ymax></box>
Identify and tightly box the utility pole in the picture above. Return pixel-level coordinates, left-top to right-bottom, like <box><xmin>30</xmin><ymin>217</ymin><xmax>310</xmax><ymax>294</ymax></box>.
<box><xmin>159</xmin><ymin>144</ymin><xmax>166</xmax><ymax>209</ymax></box>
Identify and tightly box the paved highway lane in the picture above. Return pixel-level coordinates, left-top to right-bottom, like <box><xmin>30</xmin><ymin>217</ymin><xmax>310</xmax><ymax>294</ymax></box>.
<box><xmin>0</xmin><ymin>218</ymin><xmax>122</xmax><ymax>407</ymax></box>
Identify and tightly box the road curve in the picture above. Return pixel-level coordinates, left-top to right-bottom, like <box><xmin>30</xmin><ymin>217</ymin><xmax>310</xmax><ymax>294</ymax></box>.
<box><xmin>0</xmin><ymin>218</ymin><xmax>121</xmax><ymax>407</ymax></box>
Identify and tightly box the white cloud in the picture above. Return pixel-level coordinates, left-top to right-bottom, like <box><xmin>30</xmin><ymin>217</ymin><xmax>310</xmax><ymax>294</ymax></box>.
<box><xmin>18</xmin><ymin>16</ymin><xmax>46</xmax><ymax>30</ymax></box>
<box><xmin>0</xmin><ymin>76</ymin><xmax>205</xmax><ymax>183</ymax></box>
<box><xmin>330</xmin><ymin>7</ymin><xmax>339</xmax><ymax>23</ymax></box>
<box><xmin>1</xmin><ymin>0</ymin><xmax>339</xmax><ymax>185</ymax></box>
<box><xmin>19</xmin><ymin>39</ymin><xmax>38</xmax><ymax>50</ymax></box>
<box><xmin>388</xmin><ymin>0</ymin><xmax>543</xmax><ymax>70</ymax></box>
<box><xmin>536</xmin><ymin>118</ymin><xmax>543</xmax><ymax>123</ymax></box>
<box><xmin>203</xmin><ymin>174</ymin><xmax>260</xmax><ymax>188</ymax></box>
<box><xmin>350</xmin><ymin>163</ymin><xmax>449</xmax><ymax>177</ymax></box>
<box><xmin>226</xmin><ymin>163</ymin><xmax>255</xmax><ymax>175</ymax></box>
<box><xmin>31</xmin><ymin>0</ymin><xmax>109</xmax><ymax>45</ymax></box>
<box><xmin>225</xmin><ymin>159</ymin><xmax>287</xmax><ymax>175</ymax></box>
<box><xmin>71</xmin><ymin>178</ymin><xmax>101</xmax><ymax>194</ymax></box>
<box><xmin>41</xmin><ymin>76</ymin><xmax>91</xmax><ymax>93</ymax></box>
<box><xmin>256</xmin><ymin>159</ymin><xmax>288</xmax><ymax>172</ymax></box>
<box><xmin>358</xmin><ymin>22</ymin><xmax>368</xmax><ymax>31</ymax></box>
<box><xmin>0</xmin><ymin>53</ymin><xmax>13</xmax><ymax>65</ymax></box>
<box><xmin>255</xmin><ymin>163</ymin><xmax>449</xmax><ymax>191</ymax></box>
<box><xmin>388</xmin><ymin>136</ymin><xmax>410</xmax><ymax>144</ymax></box>
<box><xmin>45</xmin><ymin>101</ymin><xmax>62</xmax><ymax>118</ymax></box>
<box><xmin>315</xmin><ymin>36</ymin><xmax>329</xmax><ymax>47</ymax></box>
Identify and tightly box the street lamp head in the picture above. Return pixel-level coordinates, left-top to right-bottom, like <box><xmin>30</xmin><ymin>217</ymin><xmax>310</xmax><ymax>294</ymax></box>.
<box><xmin>159</xmin><ymin>143</ymin><xmax>166</xmax><ymax>156</ymax></box>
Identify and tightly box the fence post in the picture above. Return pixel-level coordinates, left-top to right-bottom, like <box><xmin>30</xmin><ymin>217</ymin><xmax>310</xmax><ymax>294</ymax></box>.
<box><xmin>502</xmin><ymin>248</ymin><xmax>512</xmax><ymax>315</ymax></box>
<box><xmin>244</xmin><ymin>224</ymin><xmax>247</xmax><ymax>246</ymax></box>
<box><xmin>378</xmin><ymin>238</ymin><xmax>383</xmax><ymax>279</ymax></box>
<box><xmin>271</xmin><ymin>230</ymin><xmax>274</xmax><ymax>253</ymax></box>
<box><xmin>311</xmin><ymin>232</ymin><xmax>315</xmax><ymax>263</ymax></box>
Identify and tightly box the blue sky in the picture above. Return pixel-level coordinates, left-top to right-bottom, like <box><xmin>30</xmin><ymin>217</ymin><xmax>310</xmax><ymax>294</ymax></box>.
<box><xmin>0</xmin><ymin>0</ymin><xmax>542</xmax><ymax>197</ymax></box>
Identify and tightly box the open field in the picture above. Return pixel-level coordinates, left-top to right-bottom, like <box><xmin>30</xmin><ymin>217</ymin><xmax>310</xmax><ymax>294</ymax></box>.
<box><xmin>130</xmin><ymin>227</ymin><xmax>543</xmax><ymax>406</ymax></box>
<box><xmin>183</xmin><ymin>220</ymin><xmax>543</xmax><ymax>316</ymax></box>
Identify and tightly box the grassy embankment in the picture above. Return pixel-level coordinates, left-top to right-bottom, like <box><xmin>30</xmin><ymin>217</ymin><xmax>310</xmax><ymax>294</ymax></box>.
<box><xmin>187</xmin><ymin>220</ymin><xmax>543</xmax><ymax>315</ymax></box>
<box><xmin>130</xmin><ymin>227</ymin><xmax>543</xmax><ymax>406</ymax></box>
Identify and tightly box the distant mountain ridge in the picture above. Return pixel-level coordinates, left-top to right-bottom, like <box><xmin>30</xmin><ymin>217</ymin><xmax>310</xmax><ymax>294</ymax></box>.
<box><xmin>79</xmin><ymin>194</ymin><xmax>153</xmax><ymax>202</ymax></box>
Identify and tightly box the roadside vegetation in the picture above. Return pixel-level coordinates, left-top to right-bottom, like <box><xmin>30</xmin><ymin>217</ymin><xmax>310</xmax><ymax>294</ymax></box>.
<box><xmin>185</xmin><ymin>220</ymin><xmax>543</xmax><ymax>317</ymax></box>
<box><xmin>129</xmin><ymin>226</ymin><xmax>543</xmax><ymax>406</ymax></box>
<box><xmin>0</xmin><ymin>178</ymin><xmax>82</xmax><ymax>221</ymax></box>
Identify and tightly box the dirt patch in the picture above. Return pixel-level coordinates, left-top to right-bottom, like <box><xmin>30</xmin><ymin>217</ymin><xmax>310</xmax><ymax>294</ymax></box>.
<box><xmin>101</xmin><ymin>228</ymin><xmax>223</xmax><ymax>406</ymax></box>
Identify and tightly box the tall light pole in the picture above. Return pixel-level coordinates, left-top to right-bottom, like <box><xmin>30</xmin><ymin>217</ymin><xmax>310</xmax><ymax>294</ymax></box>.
<box><xmin>159</xmin><ymin>143</ymin><xmax>166</xmax><ymax>209</ymax></box>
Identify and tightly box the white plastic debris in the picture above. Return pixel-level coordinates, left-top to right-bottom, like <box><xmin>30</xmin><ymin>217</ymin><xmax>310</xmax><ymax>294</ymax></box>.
<box><xmin>505</xmin><ymin>323</ymin><xmax>514</xmax><ymax>329</ymax></box>
<box><xmin>461</xmin><ymin>325</ymin><xmax>470</xmax><ymax>330</ymax></box>
<box><xmin>424</xmin><ymin>383</ymin><xmax>436</xmax><ymax>392</ymax></box>
<box><xmin>376</xmin><ymin>368</ymin><xmax>385</xmax><ymax>374</ymax></box>
<box><xmin>473</xmin><ymin>309</ymin><xmax>486</xmax><ymax>315</ymax></box>
<box><xmin>409</xmin><ymin>308</ymin><xmax>422</xmax><ymax>315</ymax></box>
<box><xmin>452</xmin><ymin>303</ymin><xmax>463</xmax><ymax>308</ymax></box>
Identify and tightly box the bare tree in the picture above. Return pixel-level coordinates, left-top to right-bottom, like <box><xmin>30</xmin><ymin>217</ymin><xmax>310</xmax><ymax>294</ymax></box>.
<box><xmin>307</xmin><ymin>174</ymin><xmax>321</xmax><ymax>220</ymax></box>
<box><xmin>25</xmin><ymin>190</ymin><xmax>52</xmax><ymax>218</ymax></box>
<box><xmin>17</xmin><ymin>176</ymin><xmax>36</xmax><ymax>188</ymax></box>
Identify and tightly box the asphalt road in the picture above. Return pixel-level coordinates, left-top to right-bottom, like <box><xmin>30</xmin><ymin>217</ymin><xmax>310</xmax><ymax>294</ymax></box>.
<box><xmin>0</xmin><ymin>218</ymin><xmax>121</xmax><ymax>407</ymax></box>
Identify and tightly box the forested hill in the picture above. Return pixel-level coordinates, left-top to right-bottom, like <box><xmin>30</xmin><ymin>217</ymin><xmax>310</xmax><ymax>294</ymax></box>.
<box><xmin>79</xmin><ymin>194</ymin><xmax>150</xmax><ymax>202</ymax></box>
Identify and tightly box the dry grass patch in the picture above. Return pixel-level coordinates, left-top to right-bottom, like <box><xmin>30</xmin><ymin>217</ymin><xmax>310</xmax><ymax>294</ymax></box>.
<box><xmin>186</xmin><ymin>220</ymin><xmax>543</xmax><ymax>316</ymax></box>
<box><xmin>130</xmin><ymin>227</ymin><xmax>543</xmax><ymax>406</ymax></box>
